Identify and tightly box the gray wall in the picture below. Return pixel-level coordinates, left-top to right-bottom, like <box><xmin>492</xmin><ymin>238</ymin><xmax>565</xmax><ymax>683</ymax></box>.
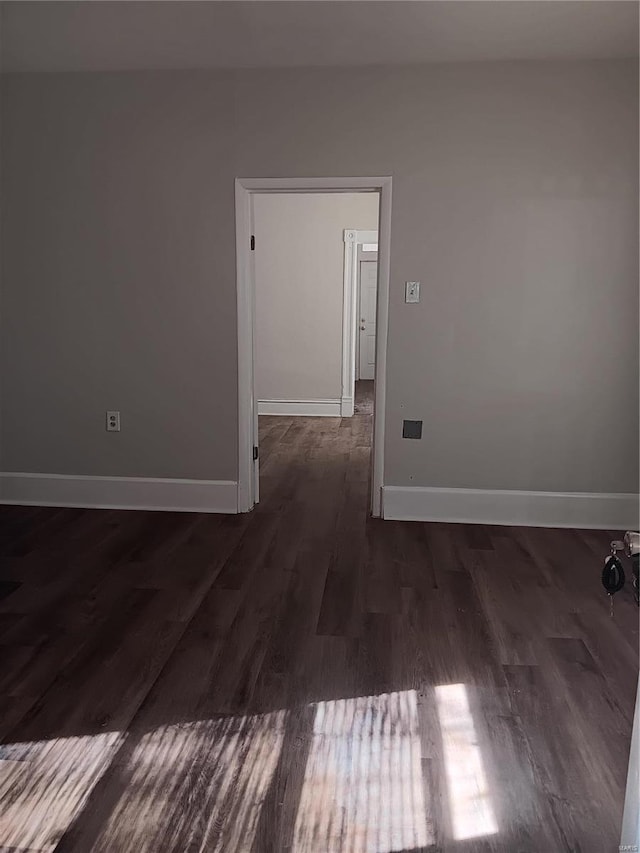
<box><xmin>1</xmin><ymin>61</ymin><xmax>638</xmax><ymax>493</ymax></box>
<box><xmin>1</xmin><ymin>73</ymin><xmax>239</xmax><ymax>480</ymax></box>
<box><xmin>254</xmin><ymin>192</ymin><xmax>378</xmax><ymax>403</ymax></box>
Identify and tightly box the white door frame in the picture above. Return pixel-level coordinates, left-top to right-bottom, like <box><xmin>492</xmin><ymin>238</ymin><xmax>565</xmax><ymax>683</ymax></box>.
<box><xmin>235</xmin><ymin>176</ymin><xmax>392</xmax><ymax>517</ymax></box>
<box><xmin>343</xmin><ymin>229</ymin><xmax>378</xmax><ymax>388</ymax></box>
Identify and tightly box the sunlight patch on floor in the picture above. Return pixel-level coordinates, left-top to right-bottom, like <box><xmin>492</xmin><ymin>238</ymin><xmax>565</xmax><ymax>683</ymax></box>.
<box><xmin>435</xmin><ymin>683</ymin><xmax>498</xmax><ymax>841</ymax></box>
<box><xmin>0</xmin><ymin>686</ymin><xmax>500</xmax><ymax>851</ymax></box>
<box><xmin>0</xmin><ymin>732</ymin><xmax>123</xmax><ymax>851</ymax></box>
<box><xmin>293</xmin><ymin>690</ymin><xmax>431</xmax><ymax>853</ymax></box>
<box><xmin>90</xmin><ymin>710</ymin><xmax>287</xmax><ymax>852</ymax></box>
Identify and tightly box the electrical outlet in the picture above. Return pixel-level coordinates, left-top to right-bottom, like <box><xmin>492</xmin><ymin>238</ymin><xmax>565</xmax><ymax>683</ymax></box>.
<box><xmin>106</xmin><ymin>411</ymin><xmax>120</xmax><ymax>432</ymax></box>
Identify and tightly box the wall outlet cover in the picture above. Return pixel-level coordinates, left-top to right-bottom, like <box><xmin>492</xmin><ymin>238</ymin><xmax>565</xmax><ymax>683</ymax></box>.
<box><xmin>106</xmin><ymin>411</ymin><xmax>121</xmax><ymax>432</ymax></box>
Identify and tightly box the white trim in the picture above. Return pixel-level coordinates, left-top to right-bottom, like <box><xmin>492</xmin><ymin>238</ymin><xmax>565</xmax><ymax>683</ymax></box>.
<box><xmin>343</xmin><ymin>229</ymin><xmax>378</xmax><ymax>245</ymax></box>
<box><xmin>373</xmin><ymin>182</ymin><xmax>392</xmax><ymax>517</ymax></box>
<box><xmin>382</xmin><ymin>485</ymin><xmax>640</xmax><ymax>530</ymax></box>
<box><xmin>235</xmin><ymin>177</ymin><xmax>391</xmax><ymax>517</ymax></box>
<box><xmin>341</xmin><ymin>396</ymin><xmax>354</xmax><ymax>417</ymax></box>
<box><xmin>342</xmin><ymin>234</ymin><xmax>357</xmax><ymax>409</ymax></box>
<box><xmin>235</xmin><ymin>179</ymin><xmax>255</xmax><ymax>513</ymax></box>
<box><xmin>258</xmin><ymin>399</ymin><xmax>342</xmax><ymax>417</ymax></box>
<box><xmin>238</xmin><ymin>177</ymin><xmax>384</xmax><ymax>193</ymax></box>
<box><xmin>0</xmin><ymin>473</ymin><xmax>238</xmax><ymax>514</ymax></box>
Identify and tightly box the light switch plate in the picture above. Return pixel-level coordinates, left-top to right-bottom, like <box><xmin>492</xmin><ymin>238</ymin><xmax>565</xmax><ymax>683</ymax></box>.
<box><xmin>405</xmin><ymin>281</ymin><xmax>420</xmax><ymax>303</ymax></box>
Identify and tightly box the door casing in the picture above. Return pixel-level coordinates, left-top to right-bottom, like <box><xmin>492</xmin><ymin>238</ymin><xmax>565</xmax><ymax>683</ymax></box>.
<box><xmin>235</xmin><ymin>176</ymin><xmax>392</xmax><ymax>517</ymax></box>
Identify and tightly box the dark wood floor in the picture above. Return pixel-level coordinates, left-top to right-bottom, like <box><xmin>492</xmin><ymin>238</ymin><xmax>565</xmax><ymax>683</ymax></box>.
<box><xmin>0</xmin><ymin>380</ymin><xmax>637</xmax><ymax>852</ymax></box>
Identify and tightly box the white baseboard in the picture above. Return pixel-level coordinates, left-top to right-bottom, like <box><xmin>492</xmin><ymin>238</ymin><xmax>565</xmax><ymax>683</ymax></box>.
<box><xmin>0</xmin><ymin>472</ymin><xmax>239</xmax><ymax>514</ymax></box>
<box><xmin>341</xmin><ymin>396</ymin><xmax>354</xmax><ymax>417</ymax></box>
<box><xmin>258</xmin><ymin>399</ymin><xmax>342</xmax><ymax>417</ymax></box>
<box><xmin>382</xmin><ymin>485</ymin><xmax>639</xmax><ymax>530</ymax></box>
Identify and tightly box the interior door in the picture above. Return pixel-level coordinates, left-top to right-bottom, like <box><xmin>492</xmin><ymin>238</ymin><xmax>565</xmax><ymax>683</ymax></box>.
<box><xmin>358</xmin><ymin>260</ymin><xmax>378</xmax><ymax>381</ymax></box>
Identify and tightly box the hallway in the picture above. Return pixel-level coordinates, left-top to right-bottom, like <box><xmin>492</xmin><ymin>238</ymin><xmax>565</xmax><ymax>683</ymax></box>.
<box><xmin>258</xmin><ymin>379</ymin><xmax>374</xmax><ymax>523</ymax></box>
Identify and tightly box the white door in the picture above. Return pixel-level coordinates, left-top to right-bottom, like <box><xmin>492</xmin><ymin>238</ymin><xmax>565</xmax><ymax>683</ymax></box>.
<box><xmin>358</xmin><ymin>260</ymin><xmax>377</xmax><ymax>381</ymax></box>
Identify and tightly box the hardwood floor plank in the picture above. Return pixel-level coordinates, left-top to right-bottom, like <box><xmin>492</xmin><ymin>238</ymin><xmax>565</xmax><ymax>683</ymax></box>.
<box><xmin>212</xmin><ymin>511</ymin><xmax>279</xmax><ymax>591</ymax></box>
<box><xmin>504</xmin><ymin>662</ymin><xmax>624</xmax><ymax>850</ymax></box>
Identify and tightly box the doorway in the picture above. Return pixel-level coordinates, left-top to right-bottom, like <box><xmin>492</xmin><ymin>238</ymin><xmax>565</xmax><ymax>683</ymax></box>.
<box><xmin>347</xmin><ymin>233</ymin><xmax>379</xmax><ymax>384</ymax></box>
<box><xmin>358</xmin><ymin>255</ymin><xmax>378</xmax><ymax>381</ymax></box>
<box><xmin>235</xmin><ymin>177</ymin><xmax>392</xmax><ymax>517</ymax></box>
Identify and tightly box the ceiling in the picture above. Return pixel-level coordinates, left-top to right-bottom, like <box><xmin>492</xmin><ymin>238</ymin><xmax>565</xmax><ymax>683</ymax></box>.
<box><xmin>1</xmin><ymin>1</ymin><xmax>638</xmax><ymax>73</ymax></box>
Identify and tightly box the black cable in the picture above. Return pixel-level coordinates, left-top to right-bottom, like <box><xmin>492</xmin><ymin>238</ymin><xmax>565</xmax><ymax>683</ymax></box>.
<box><xmin>602</xmin><ymin>555</ymin><xmax>625</xmax><ymax>595</ymax></box>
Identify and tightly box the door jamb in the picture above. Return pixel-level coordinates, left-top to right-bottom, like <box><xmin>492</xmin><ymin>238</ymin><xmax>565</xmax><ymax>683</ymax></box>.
<box><xmin>235</xmin><ymin>176</ymin><xmax>392</xmax><ymax>517</ymax></box>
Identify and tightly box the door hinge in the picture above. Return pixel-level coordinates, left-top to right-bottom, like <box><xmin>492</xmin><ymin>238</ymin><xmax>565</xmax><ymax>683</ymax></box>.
<box><xmin>250</xmin><ymin>235</ymin><xmax>255</xmax><ymax>251</ymax></box>
<box><xmin>253</xmin><ymin>445</ymin><xmax>259</xmax><ymax>461</ymax></box>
